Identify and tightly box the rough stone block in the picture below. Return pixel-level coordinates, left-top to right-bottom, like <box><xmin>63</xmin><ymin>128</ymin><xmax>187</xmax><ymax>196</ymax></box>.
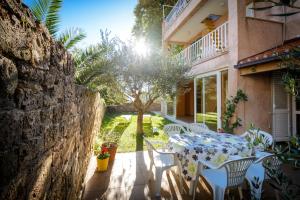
<box><xmin>0</xmin><ymin>110</ymin><xmax>23</xmax><ymax>151</ymax></box>
<box><xmin>14</xmin><ymin>83</ymin><xmax>44</xmax><ymax>110</ymax></box>
<box><xmin>0</xmin><ymin>55</ymin><xmax>18</xmax><ymax>96</ymax></box>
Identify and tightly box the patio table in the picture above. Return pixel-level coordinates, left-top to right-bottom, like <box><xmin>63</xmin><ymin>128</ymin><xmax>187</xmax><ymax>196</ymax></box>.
<box><xmin>167</xmin><ymin>131</ymin><xmax>253</xmax><ymax>195</ymax></box>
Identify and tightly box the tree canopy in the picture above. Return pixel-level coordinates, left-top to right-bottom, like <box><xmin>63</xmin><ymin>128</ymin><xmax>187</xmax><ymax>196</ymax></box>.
<box><xmin>116</xmin><ymin>44</ymin><xmax>189</xmax><ymax>133</ymax></box>
<box><xmin>74</xmin><ymin>30</ymin><xmax>127</xmax><ymax>105</ymax></box>
<box><xmin>132</xmin><ymin>0</ymin><xmax>177</xmax><ymax>48</ymax></box>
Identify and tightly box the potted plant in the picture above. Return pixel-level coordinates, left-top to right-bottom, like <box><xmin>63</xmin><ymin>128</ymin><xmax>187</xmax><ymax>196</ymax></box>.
<box><xmin>102</xmin><ymin>131</ymin><xmax>121</xmax><ymax>164</ymax></box>
<box><xmin>97</xmin><ymin>146</ymin><xmax>110</xmax><ymax>172</ymax></box>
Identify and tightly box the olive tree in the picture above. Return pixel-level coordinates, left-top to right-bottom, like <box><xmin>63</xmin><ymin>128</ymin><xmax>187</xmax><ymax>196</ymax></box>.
<box><xmin>117</xmin><ymin>45</ymin><xmax>189</xmax><ymax>134</ymax></box>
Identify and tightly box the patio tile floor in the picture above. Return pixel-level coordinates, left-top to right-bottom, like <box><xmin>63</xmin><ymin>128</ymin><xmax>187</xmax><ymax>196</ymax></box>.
<box><xmin>82</xmin><ymin>151</ymin><xmax>299</xmax><ymax>200</ymax></box>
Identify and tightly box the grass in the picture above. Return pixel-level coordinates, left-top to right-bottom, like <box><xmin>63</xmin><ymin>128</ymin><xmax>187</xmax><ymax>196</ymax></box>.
<box><xmin>196</xmin><ymin>112</ymin><xmax>217</xmax><ymax>131</ymax></box>
<box><xmin>95</xmin><ymin>112</ymin><xmax>172</xmax><ymax>153</ymax></box>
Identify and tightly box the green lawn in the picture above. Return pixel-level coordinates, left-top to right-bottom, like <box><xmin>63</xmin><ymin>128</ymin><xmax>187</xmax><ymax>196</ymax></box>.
<box><xmin>196</xmin><ymin>112</ymin><xmax>217</xmax><ymax>131</ymax></box>
<box><xmin>95</xmin><ymin>112</ymin><xmax>172</xmax><ymax>152</ymax></box>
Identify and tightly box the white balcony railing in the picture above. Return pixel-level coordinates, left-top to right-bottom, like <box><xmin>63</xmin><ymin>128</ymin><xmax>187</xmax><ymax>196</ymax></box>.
<box><xmin>177</xmin><ymin>22</ymin><xmax>229</xmax><ymax>65</ymax></box>
<box><xmin>165</xmin><ymin>0</ymin><xmax>191</xmax><ymax>29</ymax></box>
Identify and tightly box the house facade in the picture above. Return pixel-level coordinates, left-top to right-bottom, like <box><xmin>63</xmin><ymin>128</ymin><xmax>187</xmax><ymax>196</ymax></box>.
<box><xmin>160</xmin><ymin>0</ymin><xmax>300</xmax><ymax>141</ymax></box>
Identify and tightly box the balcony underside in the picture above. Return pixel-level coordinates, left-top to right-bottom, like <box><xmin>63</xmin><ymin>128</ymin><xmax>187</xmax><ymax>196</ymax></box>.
<box><xmin>164</xmin><ymin>0</ymin><xmax>228</xmax><ymax>44</ymax></box>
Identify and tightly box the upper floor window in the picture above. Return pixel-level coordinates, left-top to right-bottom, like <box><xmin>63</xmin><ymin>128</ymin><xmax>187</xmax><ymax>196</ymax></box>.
<box><xmin>246</xmin><ymin>2</ymin><xmax>255</xmax><ymax>17</ymax></box>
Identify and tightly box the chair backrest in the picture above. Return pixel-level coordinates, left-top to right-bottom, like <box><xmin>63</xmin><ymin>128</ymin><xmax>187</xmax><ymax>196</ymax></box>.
<box><xmin>221</xmin><ymin>157</ymin><xmax>256</xmax><ymax>188</ymax></box>
<box><xmin>262</xmin><ymin>155</ymin><xmax>282</xmax><ymax>177</ymax></box>
<box><xmin>240</xmin><ymin>131</ymin><xmax>250</xmax><ymax>138</ymax></box>
<box><xmin>144</xmin><ymin>137</ymin><xmax>155</xmax><ymax>162</ymax></box>
<box><xmin>188</xmin><ymin>123</ymin><xmax>209</xmax><ymax>133</ymax></box>
<box><xmin>243</xmin><ymin>129</ymin><xmax>273</xmax><ymax>148</ymax></box>
<box><xmin>256</xmin><ymin>130</ymin><xmax>273</xmax><ymax>147</ymax></box>
<box><xmin>163</xmin><ymin>124</ymin><xmax>186</xmax><ymax>136</ymax></box>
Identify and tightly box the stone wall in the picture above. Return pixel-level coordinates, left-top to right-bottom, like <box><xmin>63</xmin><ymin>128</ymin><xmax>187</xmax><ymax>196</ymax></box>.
<box><xmin>0</xmin><ymin>1</ymin><xmax>105</xmax><ymax>199</ymax></box>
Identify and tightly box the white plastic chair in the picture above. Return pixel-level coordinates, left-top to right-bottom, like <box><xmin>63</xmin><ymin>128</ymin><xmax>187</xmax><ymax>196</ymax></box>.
<box><xmin>163</xmin><ymin>124</ymin><xmax>187</xmax><ymax>137</ymax></box>
<box><xmin>193</xmin><ymin>157</ymin><xmax>256</xmax><ymax>200</ymax></box>
<box><xmin>245</xmin><ymin>154</ymin><xmax>282</xmax><ymax>200</ymax></box>
<box><xmin>188</xmin><ymin>123</ymin><xmax>209</xmax><ymax>133</ymax></box>
<box><xmin>241</xmin><ymin>129</ymin><xmax>274</xmax><ymax>149</ymax></box>
<box><xmin>144</xmin><ymin>137</ymin><xmax>183</xmax><ymax>196</ymax></box>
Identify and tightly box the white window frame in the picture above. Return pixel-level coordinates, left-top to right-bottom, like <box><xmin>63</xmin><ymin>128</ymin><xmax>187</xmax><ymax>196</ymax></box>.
<box><xmin>194</xmin><ymin>70</ymin><xmax>227</xmax><ymax>129</ymax></box>
<box><xmin>292</xmin><ymin>96</ymin><xmax>300</xmax><ymax>136</ymax></box>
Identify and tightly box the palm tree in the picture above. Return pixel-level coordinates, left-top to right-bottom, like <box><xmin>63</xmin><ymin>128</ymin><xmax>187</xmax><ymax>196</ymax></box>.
<box><xmin>29</xmin><ymin>0</ymin><xmax>86</xmax><ymax>50</ymax></box>
<box><xmin>73</xmin><ymin>30</ymin><xmax>126</xmax><ymax>105</ymax></box>
<box><xmin>74</xmin><ymin>30</ymin><xmax>120</xmax><ymax>85</ymax></box>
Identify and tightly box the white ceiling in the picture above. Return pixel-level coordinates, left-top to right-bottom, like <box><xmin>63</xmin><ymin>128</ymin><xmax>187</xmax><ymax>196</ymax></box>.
<box><xmin>169</xmin><ymin>0</ymin><xmax>228</xmax><ymax>43</ymax></box>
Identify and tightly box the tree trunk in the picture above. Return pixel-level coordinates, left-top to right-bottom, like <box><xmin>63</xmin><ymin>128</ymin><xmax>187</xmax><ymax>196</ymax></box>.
<box><xmin>136</xmin><ymin>110</ymin><xmax>144</xmax><ymax>134</ymax></box>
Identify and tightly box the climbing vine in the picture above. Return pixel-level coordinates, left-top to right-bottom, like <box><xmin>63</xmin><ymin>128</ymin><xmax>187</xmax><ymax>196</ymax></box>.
<box><xmin>222</xmin><ymin>89</ymin><xmax>248</xmax><ymax>133</ymax></box>
<box><xmin>280</xmin><ymin>47</ymin><xmax>300</xmax><ymax>97</ymax></box>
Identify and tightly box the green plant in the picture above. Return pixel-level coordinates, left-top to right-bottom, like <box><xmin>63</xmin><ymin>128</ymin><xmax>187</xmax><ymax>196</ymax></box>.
<box><xmin>222</xmin><ymin>89</ymin><xmax>248</xmax><ymax>133</ymax></box>
<box><xmin>290</xmin><ymin>136</ymin><xmax>300</xmax><ymax>151</ymax></box>
<box><xmin>29</xmin><ymin>0</ymin><xmax>86</xmax><ymax>49</ymax></box>
<box><xmin>94</xmin><ymin>137</ymin><xmax>102</xmax><ymax>152</ymax></box>
<box><xmin>102</xmin><ymin>131</ymin><xmax>121</xmax><ymax>145</ymax></box>
<box><xmin>116</xmin><ymin>43</ymin><xmax>189</xmax><ymax>134</ymax></box>
<box><xmin>245</xmin><ymin>125</ymin><xmax>268</xmax><ymax>151</ymax></box>
<box><xmin>97</xmin><ymin>146</ymin><xmax>110</xmax><ymax>160</ymax></box>
<box><xmin>279</xmin><ymin>47</ymin><xmax>300</xmax><ymax>97</ymax></box>
<box><xmin>57</xmin><ymin>28</ymin><xmax>86</xmax><ymax>50</ymax></box>
<box><xmin>263</xmin><ymin>154</ymin><xmax>300</xmax><ymax>200</ymax></box>
<box><xmin>133</xmin><ymin>0</ymin><xmax>177</xmax><ymax>48</ymax></box>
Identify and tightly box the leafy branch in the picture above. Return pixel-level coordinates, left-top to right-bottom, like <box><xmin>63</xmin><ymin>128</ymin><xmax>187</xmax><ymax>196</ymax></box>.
<box><xmin>222</xmin><ymin>89</ymin><xmax>248</xmax><ymax>133</ymax></box>
<box><xmin>29</xmin><ymin>0</ymin><xmax>86</xmax><ymax>49</ymax></box>
<box><xmin>279</xmin><ymin>47</ymin><xmax>300</xmax><ymax>97</ymax></box>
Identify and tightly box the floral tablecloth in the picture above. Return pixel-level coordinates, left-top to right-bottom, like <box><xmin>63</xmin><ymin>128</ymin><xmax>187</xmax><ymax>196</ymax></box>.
<box><xmin>167</xmin><ymin>132</ymin><xmax>252</xmax><ymax>181</ymax></box>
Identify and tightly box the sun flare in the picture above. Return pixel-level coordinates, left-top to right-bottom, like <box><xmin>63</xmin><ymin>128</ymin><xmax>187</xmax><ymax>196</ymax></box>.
<box><xmin>134</xmin><ymin>38</ymin><xmax>148</xmax><ymax>56</ymax></box>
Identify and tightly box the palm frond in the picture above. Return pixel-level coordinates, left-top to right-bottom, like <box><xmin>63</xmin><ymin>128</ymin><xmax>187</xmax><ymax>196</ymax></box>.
<box><xmin>29</xmin><ymin>0</ymin><xmax>62</xmax><ymax>37</ymax></box>
<box><xmin>58</xmin><ymin>28</ymin><xmax>86</xmax><ymax>50</ymax></box>
<box><xmin>31</xmin><ymin>0</ymin><xmax>51</xmax><ymax>22</ymax></box>
<box><xmin>45</xmin><ymin>0</ymin><xmax>62</xmax><ymax>36</ymax></box>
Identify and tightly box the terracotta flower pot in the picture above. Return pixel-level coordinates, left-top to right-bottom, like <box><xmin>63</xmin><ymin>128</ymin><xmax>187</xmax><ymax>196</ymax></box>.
<box><xmin>97</xmin><ymin>157</ymin><xmax>109</xmax><ymax>172</ymax></box>
<box><xmin>102</xmin><ymin>142</ymin><xmax>118</xmax><ymax>163</ymax></box>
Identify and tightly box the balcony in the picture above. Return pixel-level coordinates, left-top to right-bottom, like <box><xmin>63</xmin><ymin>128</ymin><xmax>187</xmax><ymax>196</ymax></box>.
<box><xmin>165</xmin><ymin>0</ymin><xmax>191</xmax><ymax>30</ymax></box>
<box><xmin>176</xmin><ymin>22</ymin><xmax>228</xmax><ymax>65</ymax></box>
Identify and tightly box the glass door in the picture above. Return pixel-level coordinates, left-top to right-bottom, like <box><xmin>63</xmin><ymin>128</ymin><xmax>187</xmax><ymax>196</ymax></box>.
<box><xmin>204</xmin><ymin>75</ymin><xmax>218</xmax><ymax>130</ymax></box>
<box><xmin>196</xmin><ymin>74</ymin><xmax>218</xmax><ymax>130</ymax></box>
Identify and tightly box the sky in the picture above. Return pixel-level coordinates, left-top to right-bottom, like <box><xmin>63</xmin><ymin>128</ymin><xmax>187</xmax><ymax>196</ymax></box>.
<box><xmin>23</xmin><ymin>0</ymin><xmax>138</xmax><ymax>48</ymax></box>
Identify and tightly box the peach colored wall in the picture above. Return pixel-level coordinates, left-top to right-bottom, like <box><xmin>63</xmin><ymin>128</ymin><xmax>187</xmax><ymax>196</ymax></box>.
<box><xmin>186</xmin><ymin>82</ymin><xmax>195</xmax><ymax>116</ymax></box>
<box><xmin>176</xmin><ymin>82</ymin><xmax>194</xmax><ymax>117</ymax></box>
<box><xmin>239</xmin><ymin>18</ymin><xmax>283</xmax><ymax>60</ymax></box>
<box><xmin>285</xmin><ymin>2</ymin><xmax>300</xmax><ymax>40</ymax></box>
<box><xmin>189</xmin><ymin>53</ymin><xmax>230</xmax><ymax>76</ymax></box>
<box><xmin>238</xmin><ymin>18</ymin><xmax>283</xmax><ymax>60</ymax></box>
<box><xmin>252</xmin><ymin>1</ymin><xmax>300</xmax><ymax>41</ymax></box>
<box><xmin>236</xmin><ymin>72</ymin><xmax>272</xmax><ymax>134</ymax></box>
<box><xmin>176</xmin><ymin>93</ymin><xmax>186</xmax><ymax>117</ymax></box>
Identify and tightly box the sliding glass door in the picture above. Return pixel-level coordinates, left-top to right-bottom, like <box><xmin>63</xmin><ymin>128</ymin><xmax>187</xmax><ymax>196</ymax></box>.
<box><xmin>195</xmin><ymin>70</ymin><xmax>228</xmax><ymax>131</ymax></box>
